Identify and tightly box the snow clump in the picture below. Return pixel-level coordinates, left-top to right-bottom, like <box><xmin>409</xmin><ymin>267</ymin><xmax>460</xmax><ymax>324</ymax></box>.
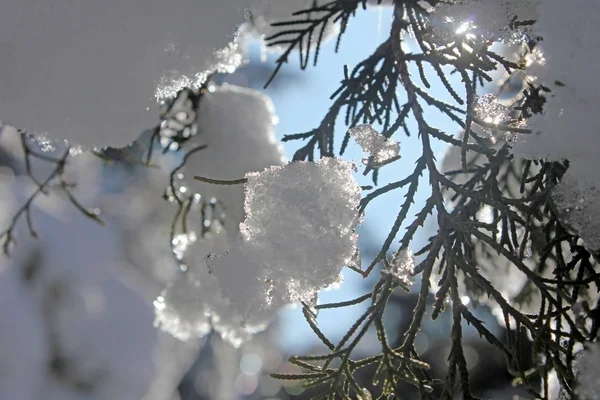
<box><xmin>349</xmin><ymin>125</ymin><xmax>400</xmax><ymax>168</ymax></box>
<box><xmin>209</xmin><ymin>158</ymin><xmax>362</xmax><ymax>326</ymax></box>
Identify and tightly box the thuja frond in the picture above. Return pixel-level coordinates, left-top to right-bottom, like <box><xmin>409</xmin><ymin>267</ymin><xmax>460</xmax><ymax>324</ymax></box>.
<box><xmin>275</xmin><ymin>275</ymin><xmax>434</xmax><ymax>398</ymax></box>
<box><xmin>264</xmin><ymin>0</ymin><xmax>370</xmax><ymax>87</ymax></box>
<box><xmin>276</xmin><ymin>1</ymin><xmax>595</xmax><ymax>398</ymax></box>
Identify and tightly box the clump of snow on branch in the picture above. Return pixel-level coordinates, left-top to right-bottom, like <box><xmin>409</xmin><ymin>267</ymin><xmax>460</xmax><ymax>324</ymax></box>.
<box><xmin>153</xmin><ymin>227</ymin><xmax>259</xmax><ymax>348</ymax></box>
<box><xmin>210</xmin><ymin>158</ymin><xmax>361</xmax><ymax>326</ymax></box>
<box><xmin>473</xmin><ymin>94</ymin><xmax>510</xmax><ymax>126</ymax></box>
<box><xmin>0</xmin><ymin>0</ymin><xmax>258</xmax><ymax>149</ymax></box>
<box><xmin>240</xmin><ymin>158</ymin><xmax>361</xmax><ymax>293</ymax></box>
<box><xmin>426</xmin><ymin>0</ymin><xmax>539</xmax><ymax>44</ymax></box>
<box><xmin>152</xmin><ymin>83</ymin><xmax>291</xmax><ymax>346</ymax></box>
<box><xmin>155</xmin><ymin>158</ymin><xmax>361</xmax><ymax>345</ymax></box>
<box><xmin>153</xmin><ymin>231</ymin><xmax>228</xmax><ymax>341</ymax></box>
<box><xmin>382</xmin><ymin>248</ymin><xmax>415</xmax><ymax>287</ymax></box>
<box><xmin>472</xmin><ymin>94</ymin><xmax>527</xmax><ymax>143</ymax></box>
<box><xmin>185</xmin><ymin>83</ymin><xmax>286</xmax><ymax>241</ymax></box>
<box><xmin>349</xmin><ymin>125</ymin><xmax>400</xmax><ymax>168</ymax></box>
<box><xmin>511</xmin><ymin>0</ymin><xmax>600</xmax><ymax>251</ymax></box>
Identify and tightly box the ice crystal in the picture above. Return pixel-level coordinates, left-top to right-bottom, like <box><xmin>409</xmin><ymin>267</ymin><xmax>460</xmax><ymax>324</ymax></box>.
<box><xmin>349</xmin><ymin>125</ymin><xmax>400</xmax><ymax>167</ymax></box>
<box><xmin>474</xmin><ymin>94</ymin><xmax>510</xmax><ymax>126</ymax></box>
<box><xmin>383</xmin><ymin>248</ymin><xmax>415</xmax><ymax>286</ymax></box>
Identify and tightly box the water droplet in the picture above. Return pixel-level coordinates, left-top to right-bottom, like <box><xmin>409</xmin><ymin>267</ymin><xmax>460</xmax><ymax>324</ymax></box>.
<box><xmin>153</xmin><ymin>296</ymin><xmax>166</xmax><ymax>310</ymax></box>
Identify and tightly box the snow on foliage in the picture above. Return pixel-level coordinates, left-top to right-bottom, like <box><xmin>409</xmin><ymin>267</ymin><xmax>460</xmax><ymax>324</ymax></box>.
<box><xmin>185</xmin><ymin>84</ymin><xmax>286</xmax><ymax>241</ymax></box>
<box><xmin>0</xmin><ymin>0</ymin><xmax>255</xmax><ymax>149</ymax></box>
<box><xmin>511</xmin><ymin>0</ymin><xmax>600</xmax><ymax>251</ymax></box>
<box><xmin>154</xmin><ymin>158</ymin><xmax>361</xmax><ymax>346</ymax></box>
<box><xmin>153</xmin><ymin>228</ymin><xmax>257</xmax><ymax>347</ymax></box>
<box><xmin>473</xmin><ymin>94</ymin><xmax>510</xmax><ymax>127</ymax></box>
<box><xmin>147</xmin><ymin>83</ymin><xmax>290</xmax><ymax>347</ymax></box>
<box><xmin>427</xmin><ymin>0</ymin><xmax>539</xmax><ymax>44</ymax></box>
<box><xmin>471</xmin><ymin>93</ymin><xmax>527</xmax><ymax>143</ymax></box>
<box><xmin>349</xmin><ymin>125</ymin><xmax>400</xmax><ymax>167</ymax></box>
<box><xmin>382</xmin><ymin>248</ymin><xmax>415</xmax><ymax>287</ymax></box>
<box><xmin>209</xmin><ymin>158</ymin><xmax>361</xmax><ymax>326</ymax></box>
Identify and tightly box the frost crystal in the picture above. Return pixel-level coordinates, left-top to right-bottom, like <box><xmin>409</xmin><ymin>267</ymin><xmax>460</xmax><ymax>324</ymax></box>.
<box><xmin>210</xmin><ymin>158</ymin><xmax>361</xmax><ymax>325</ymax></box>
<box><xmin>349</xmin><ymin>125</ymin><xmax>400</xmax><ymax>167</ymax></box>
<box><xmin>383</xmin><ymin>248</ymin><xmax>415</xmax><ymax>286</ymax></box>
<box><xmin>474</xmin><ymin>94</ymin><xmax>510</xmax><ymax>126</ymax></box>
<box><xmin>472</xmin><ymin>94</ymin><xmax>522</xmax><ymax>142</ymax></box>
